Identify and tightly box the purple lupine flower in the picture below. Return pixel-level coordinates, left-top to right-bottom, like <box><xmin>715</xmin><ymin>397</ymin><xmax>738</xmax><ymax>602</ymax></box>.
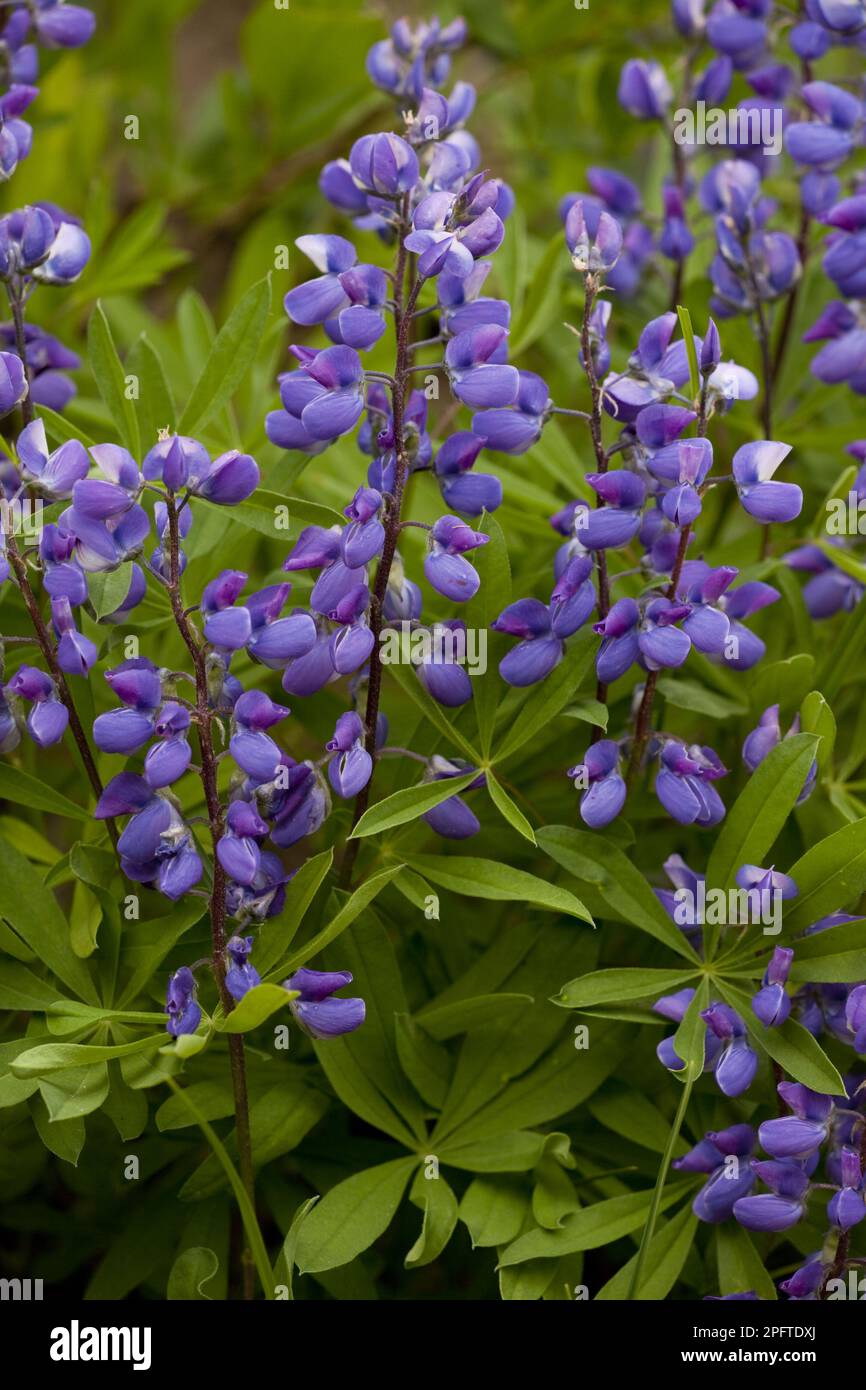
<box><xmin>618</xmin><ymin>59</ymin><xmax>672</xmax><ymax>119</ymax></box>
<box><xmin>702</xmin><ymin>1002</ymin><xmax>758</xmax><ymax>1097</ymax></box>
<box><xmin>0</xmin><ymin>322</ymin><xmax>79</xmax><ymax>410</ymax></box>
<box><xmin>734</xmin><ymin>1160</ymin><xmax>811</xmax><ymax>1233</ymax></box>
<box><xmin>567</xmin><ymin>739</ymin><xmax>626</xmax><ymax>828</ymax></box>
<box><xmin>230</xmin><ymin>689</ymin><xmax>291</xmax><ymax>782</ymax></box>
<box><xmin>225</xmin><ymin>935</ymin><xmax>261</xmax><ymax>1003</ymax></box>
<box><xmin>471</xmin><ymin>369</ymin><xmax>550</xmax><ymax>455</ymax></box>
<box><xmin>733</xmin><ymin>440</ymin><xmax>800</xmax><ymax>523</ymax></box>
<box><xmin>226</xmin><ymin>851</ymin><xmax>289</xmax><ymax>925</ymax></box>
<box><xmin>96</xmin><ymin>771</ymin><xmax>202</xmax><ymax>900</ymax></box>
<box><xmin>594</xmin><ymin>598</ymin><xmax>640</xmax><ymax>683</ymax></box>
<box><xmin>676</xmin><ymin>563</ymin><xmax>736</xmax><ymax>654</ymax></box>
<box><xmin>581</xmin><ymin>470</ymin><xmax>646</xmax><ymax>550</ymax></box>
<box><xmin>16</xmin><ymin>418</ymin><xmax>87</xmax><ymax>497</ymax></box>
<box><xmin>742</xmin><ymin>704</ymin><xmax>817</xmax><ymax>800</ymax></box>
<box><xmin>444</xmin><ymin>324</ymin><xmax>519</xmax><ymax>408</ymax></box>
<box><xmin>404</xmin><ymin>185</ymin><xmax>505</xmax><ymax>279</ymax></box>
<box><xmin>148</xmin><ymin>499</ymin><xmax>192</xmax><ymax>580</ymax></box>
<box><xmin>659</xmin><ymin>183</ymin><xmax>694</xmax><ymax>261</ymax></box>
<box><xmin>165</xmin><ymin>966</ymin><xmax>201</xmax><ymax>1038</ymax></box>
<box><xmin>283</xmin><ymin>966</ymin><xmax>365</xmax><ymax>1039</ymax></box>
<box><xmin>759</xmin><ymin>1083</ymin><xmax>834</xmax><ymax>1159</ymax></box>
<box><xmin>638</xmin><ymin>598</ymin><xmax>692</xmax><ymax>670</ymax></box>
<box><xmin>342</xmin><ymin>487</ymin><xmax>384</xmax><ymax>566</ymax></box>
<box><xmin>656</xmin><ymin>741</ymin><xmax>727</xmax><ymax>827</ymax></box>
<box><xmin>654</xmin><ymin>853</ymin><xmax>705</xmax><ymax>930</ymax></box>
<box><xmin>6</xmin><ymin>665</ymin><xmax>68</xmax><ymax>746</ymax></box>
<box><xmin>246</xmin><ymin>584</ymin><xmax>317</xmax><ymax>669</ymax></box>
<box><xmin>425</xmin><ymin>513</ymin><xmax>488</xmax><ymax>601</ymax></box>
<box><xmin>144</xmin><ymin>702</ymin><xmax>192</xmax><ymax>789</ymax></box>
<box><xmin>735</xmin><ymin>864</ymin><xmax>799</xmax><ymax>917</ymax></box>
<box><xmin>779</xmin><ymin>1256</ymin><xmax>827</xmax><ymax>1300</ymax></box>
<box><xmin>51</xmin><ymin>595</ymin><xmax>96</xmax><ymax>675</ymax></box>
<box><xmin>565</xmin><ymin>199</ymin><xmax>623</xmax><ymax>273</ymax></box>
<box><xmin>218</xmin><ymin>800</ymin><xmax>269</xmax><ymax>886</ymax></box>
<box><xmin>327</xmin><ymin>711</ymin><xmax>372</xmax><ymax>798</ymax></box>
<box><xmin>674</xmin><ymin>1124</ymin><xmax>757</xmax><ymax>1224</ymax></box>
<box><xmin>716</xmin><ymin>578</ymin><xmax>780</xmax><ymax>670</ymax></box>
<box><xmin>421</xmin><ymin>755</ymin><xmax>483</xmax><ymax>839</ymax></box>
<box><xmin>752</xmin><ymin>946</ymin><xmax>795</xmax><ymax>1027</ymax></box>
<box><xmin>349</xmin><ymin>131</ymin><xmax>419</xmax><ymax>197</ymax></box>
<box><xmin>845</xmin><ymin>985</ymin><xmax>866</xmax><ymax>1051</ymax></box>
<box><xmin>416</xmin><ymin>620</ymin><xmax>473</xmax><ymax>706</ymax></box>
<box><xmin>31</xmin><ymin>212</ymin><xmax>90</xmax><ymax>285</ymax></box>
<box><xmin>786</xmin><ymin>541</ymin><xmax>862</xmax><ymax>619</ymax></box>
<box><xmin>433</xmin><ymin>430</ymin><xmax>501</xmax><ymax>515</ymax></box>
<box><xmin>285</xmin><ymin>234</ymin><xmax>357</xmax><ymax>325</ymax></box>
<box><xmin>828</xmin><ymin>1147</ymin><xmax>866</xmax><ymax>1231</ymax></box>
<box><xmin>493</xmin><ymin>598</ymin><xmax>563</xmax><ymax>686</ymax></box>
<box><xmin>291</xmin><ymin>345</ymin><xmax>366</xmax><ymax>442</ymax></box>
<box><xmin>261</xmin><ymin>757</ymin><xmax>331</xmax><ymax>849</ymax></box>
<box><xmin>93</xmin><ymin>657</ymin><xmax>162</xmax><ymax>754</ymax></box>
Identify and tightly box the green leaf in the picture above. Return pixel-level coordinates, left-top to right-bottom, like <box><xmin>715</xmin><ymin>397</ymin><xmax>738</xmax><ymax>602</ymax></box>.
<box><xmin>563</xmin><ymin>699</ymin><xmax>609</xmax><ymax>730</ymax></box>
<box><xmin>781</xmin><ymin>819</ymin><xmax>866</xmax><ymax>935</ymax></box>
<box><xmin>268</xmin><ymin>865</ymin><xmax>404</xmax><ymax>978</ymax></box>
<box><xmin>722</xmin><ymin>982</ymin><xmax>845</xmax><ymax>1094</ymax></box>
<box><xmin>497</xmin><ymin>1181</ymin><xmax>693</xmax><ymax>1265</ymax></box>
<box><xmin>676</xmin><ymin>303</ymin><xmax>701</xmax><ymax>401</ymax></box>
<box><xmin>459</xmin><ymin>1176</ymin><xmax>528</xmax><ymax>1249</ymax></box>
<box><xmin>750</xmin><ymin>654</ymin><xmax>816</xmax><ymax>718</ymax></box>
<box><xmin>657</xmin><ymin>676</ymin><xmax>746</xmax><ymax>719</ymax></box>
<box><xmin>0</xmin><ymin>765</ymin><xmax>88</xmax><ymax>820</ymax></box>
<box><xmin>553</xmin><ymin>967</ymin><xmax>697</xmax><ymax>1010</ymax></box>
<box><xmin>155</xmin><ymin>1081</ymin><xmax>234</xmax><ymax>1132</ymax></box>
<box><xmin>405</xmin><ymin>1169</ymin><xmax>459</xmax><ymax>1267</ymax></box>
<box><xmin>217</xmin><ymin>983</ymin><xmax>296</xmax><ymax>1034</ymax></box>
<box><xmin>486</xmin><ymin>772</ymin><xmax>536</xmax><ymax>844</ymax></box>
<box><xmin>788</xmin><ymin>919</ymin><xmax>866</xmax><ymax>982</ymax></box>
<box><xmin>87</xmin><ymin>564</ymin><xmax>135</xmax><ymax>621</ymax></box>
<box><xmin>800</xmin><ymin>690</ymin><xmax>836</xmax><ymax>776</ymax></box>
<box><xmin>0</xmin><ymin>960</ymin><xmax>70</xmax><ymax>1012</ymax></box>
<box><xmin>349</xmin><ymin>772</ymin><xmax>477</xmax><ymax>838</ymax></box>
<box><xmin>29</xmin><ymin>1093</ymin><xmax>86</xmax><ymax>1166</ymax></box>
<box><xmin>705</xmin><ymin>734</ymin><xmax>818</xmax><ymax>894</ymax></box>
<box><xmin>387</xmin><ymin>660</ymin><xmax>481</xmax><ymax>763</ymax></box>
<box><xmin>716</xmin><ymin>1223</ymin><xmax>777</xmax><ymax>1301</ymax></box>
<box><xmin>39</xmin><ymin>1063</ymin><xmax>109</xmax><ymax>1121</ymax></box>
<box><xmin>295</xmin><ymin>1157</ymin><xmax>417</xmax><ymax>1274</ymax></box>
<box><xmin>167</xmin><ymin>1247</ymin><xmax>219</xmax><ymax>1301</ymax></box>
<box><xmin>12</xmin><ymin>1035</ymin><xmax>166</xmax><ymax>1075</ymax></box>
<box><xmin>0</xmin><ymin>836</ymin><xmax>98</xmax><ymax>1003</ymax></box>
<box><xmin>178</xmin><ymin>276</ymin><xmax>272</xmax><ymax>435</ymax></box>
<box><xmin>127</xmin><ymin>333</ymin><xmax>175</xmax><ymax>448</ymax></box>
<box><xmin>87</xmin><ymin>303</ymin><xmax>140</xmax><ymax>457</ymax></box>
<box><xmin>418</xmin><ymin>993</ymin><xmax>534</xmax><ymax>1040</ymax></box>
<box><xmin>403</xmin><ymin>854</ymin><xmax>592</xmax><ymax>922</ymax></box>
<box><xmin>394</xmin><ymin>1013</ymin><xmax>451</xmax><ymax>1109</ymax></box>
<box><xmin>538</xmin><ymin>826</ymin><xmax>696</xmax><ymax>959</ymax></box>
<box><xmin>254</xmin><ymin>847</ymin><xmax>333</xmax><ymax>975</ymax></box>
<box><xmin>597</xmin><ymin>1201</ymin><xmax>697</xmax><ymax>1300</ymax></box>
<box><xmin>494</xmin><ymin>629</ymin><xmax>595</xmax><ymax>763</ymax></box>
<box><xmin>274</xmin><ymin>1196</ymin><xmax>320</xmax><ymax>1299</ymax></box>
<box><xmin>510</xmin><ymin>232</ymin><xmax>566</xmax><ymax>356</ymax></box>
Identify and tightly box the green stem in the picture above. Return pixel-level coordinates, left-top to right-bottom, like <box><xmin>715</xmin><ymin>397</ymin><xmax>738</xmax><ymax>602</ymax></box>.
<box><xmin>627</xmin><ymin>1065</ymin><xmax>696</xmax><ymax>1299</ymax></box>
<box><xmin>165</xmin><ymin>1076</ymin><xmax>274</xmax><ymax>1299</ymax></box>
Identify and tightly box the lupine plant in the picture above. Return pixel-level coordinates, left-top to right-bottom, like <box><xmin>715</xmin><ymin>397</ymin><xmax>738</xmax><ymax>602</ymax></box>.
<box><xmin>2</xmin><ymin>0</ymin><xmax>866</xmax><ymax>1306</ymax></box>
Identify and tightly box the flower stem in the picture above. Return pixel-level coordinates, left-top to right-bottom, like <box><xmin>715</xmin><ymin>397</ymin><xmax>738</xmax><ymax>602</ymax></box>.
<box><xmin>579</xmin><ymin>274</ymin><xmax>610</xmax><ymax>741</ymax></box>
<box><xmin>339</xmin><ymin>196</ymin><xmax>420</xmax><ymax>889</ymax></box>
<box><xmin>165</xmin><ymin>493</ymin><xmax>256</xmax><ymax>1300</ymax></box>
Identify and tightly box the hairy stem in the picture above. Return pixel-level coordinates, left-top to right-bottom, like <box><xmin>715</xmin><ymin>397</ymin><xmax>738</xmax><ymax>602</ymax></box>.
<box><xmin>626</xmin><ymin>385</ymin><xmax>709</xmax><ymax>787</ymax></box>
<box><xmin>579</xmin><ymin>275</ymin><xmax>610</xmax><ymax>740</ymax></box>
<box><xmin>165</xmin><ymin>493</ymin><xmax>256</xmax><ymax>1300</ymax></box>
<box><xmin>340</xmin><ymin>196</ymin><xmax>419</xmax><ymax>889</ymax></box>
